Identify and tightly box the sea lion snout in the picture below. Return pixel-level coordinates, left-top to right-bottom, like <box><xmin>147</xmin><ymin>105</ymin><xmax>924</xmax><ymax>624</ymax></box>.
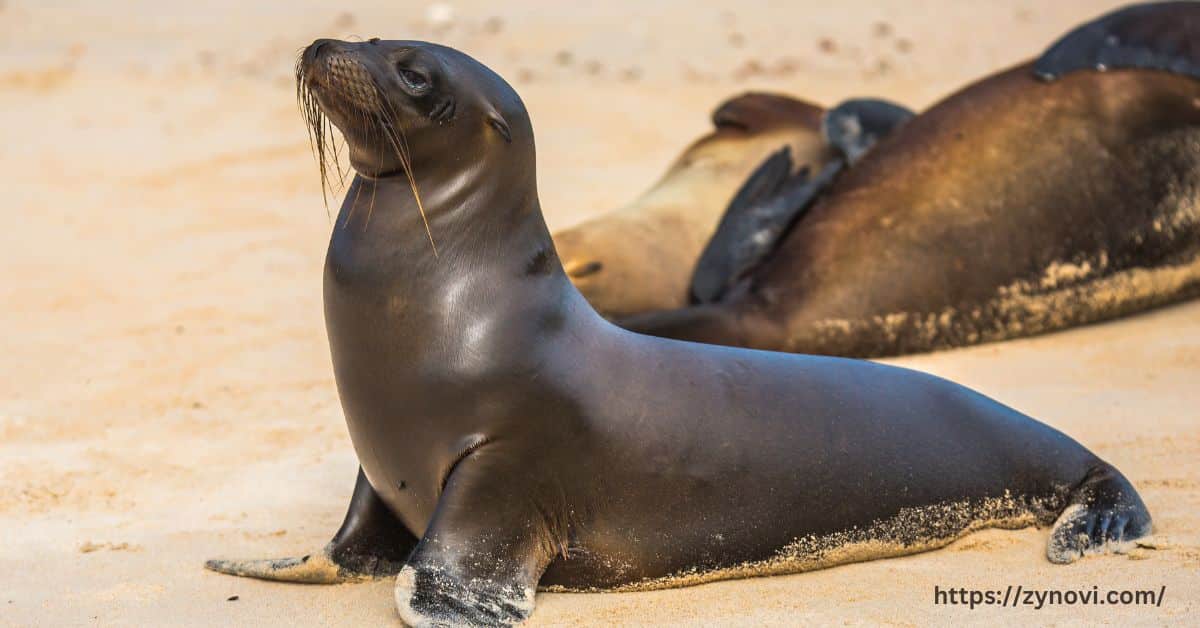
<box><xmin>300</xmin><ymin>40</ymin><xmax>381</xmax><ymax>111</ymax></box>
<box><xmin>296</xmin><ymin>38</ymin><xmax>443</xmax><ymax>181</ymax></box>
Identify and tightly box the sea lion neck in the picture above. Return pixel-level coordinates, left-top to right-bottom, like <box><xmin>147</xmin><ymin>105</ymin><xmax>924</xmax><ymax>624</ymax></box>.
<box><xmin>335</xmin><ymin>163</ymin><xmax>543</xmax><ymax>265</ymax></box>
<box><xmin>325</xmin><ymin>173</ymin><xmax>592</xmax><ymax>373</ymax></box>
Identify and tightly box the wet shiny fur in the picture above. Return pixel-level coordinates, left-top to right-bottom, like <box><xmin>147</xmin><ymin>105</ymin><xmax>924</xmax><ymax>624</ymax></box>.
<box><xmin>205</xmin><ymin>38</ymin><xmax>1153</xmax><ymax>627</ymax></box>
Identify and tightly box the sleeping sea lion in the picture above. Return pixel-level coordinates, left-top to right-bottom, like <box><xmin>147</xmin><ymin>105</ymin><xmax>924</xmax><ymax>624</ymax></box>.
<box><xmin>623</xmin><ymin>1</ymin><xmax>1200</xmax><ymax>357</ymax></box>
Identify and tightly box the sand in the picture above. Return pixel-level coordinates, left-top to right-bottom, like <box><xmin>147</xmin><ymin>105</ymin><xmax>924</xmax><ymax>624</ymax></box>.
<box><xmin>1</xmin><ymin>0</ymin><xmax>1197</xmax><ymax>625</ymax></box>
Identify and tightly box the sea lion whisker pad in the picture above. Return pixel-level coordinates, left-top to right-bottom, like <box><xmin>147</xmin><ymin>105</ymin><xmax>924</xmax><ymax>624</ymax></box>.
<box><xmin>207</xmin><ymin>34</ymin><xmax>1152</xmax><ymax>627</ymax></box>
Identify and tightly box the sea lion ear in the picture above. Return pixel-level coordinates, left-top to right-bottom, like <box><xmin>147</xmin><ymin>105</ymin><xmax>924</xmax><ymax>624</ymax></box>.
<box><xmin>487</xmin><ymin>111</ymin><xmax>512</xmax><ymax>143</ymax></box>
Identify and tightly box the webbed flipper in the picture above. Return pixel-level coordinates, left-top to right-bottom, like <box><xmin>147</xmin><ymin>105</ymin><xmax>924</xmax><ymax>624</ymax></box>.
<box><xmin>689</xmin><ymin>97</ymin><xmax>911</xmax><ymax>304</ymax></box>
<box><xmin>1047</xmin><ymin>464</ymin><xmax>1153</xmax><ymax>563</ymax></box>
<box><xmin>205</xmin><ymin>468</ymin><xmax>417</xmax><ymax>583</ymax></box>
<box><xmin>394</xmin><ymin>451</ymin><xmax>557</xmax><ymax>627</ymax></box>
<box><xmin>1035</xmin><ymin>1</ymin><xmax>1200</xmax><ymax>81</ymax></box>
<box><xmin>690</xmin><ymin>148</ymin><xmax>839</xmax><ymax>303</ymax></box>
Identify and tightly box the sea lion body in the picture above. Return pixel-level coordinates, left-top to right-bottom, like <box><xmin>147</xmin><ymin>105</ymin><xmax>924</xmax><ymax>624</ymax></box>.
<box><xmin>323</xmin><ymin>175</ymin><xmax>1139</xmax><ymax>595</ymax></box>
<box><xmin>207</xmin><ymin>35</ymin><xmax>1152</xmax><ymax>627</ymax></box>
<box><xmin>553</xmin><ymin>93</ymin><xmax>831</xmax><ymax>318</ymax></box>
<box><xmin>626</xmin><ymin>5</ymin><xmax>1200</xmax><ymax>357</ymax></box>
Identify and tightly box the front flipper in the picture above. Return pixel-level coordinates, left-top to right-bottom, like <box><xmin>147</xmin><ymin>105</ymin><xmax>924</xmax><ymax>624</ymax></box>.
<box><xmin>821</xmin><ymin>98</ymin><xmax>915</xmax><ymax>165</ymax></box>
<box><xmin>1034</xmin><ymin>1</ymin><xmax>1200</xmax><ymax>81</ymax></box>
<box><xmin>689</xmin><ymin>97</ymin><xmax>911</xmax><ymax>304</ymax></box>
<box><xmin>394</xmin><ymin>450</ymin><xmax>560</xmax><ymax>627</ymax></box>
<box><xmin>205</xmin><ymin>468</ymin><xmax>417</xmax><ymax>583</ymax></box>
<box><xmin>689</xmin><ymin>148</ymin><xmax>842</xmax><ymax>303</ymax></box>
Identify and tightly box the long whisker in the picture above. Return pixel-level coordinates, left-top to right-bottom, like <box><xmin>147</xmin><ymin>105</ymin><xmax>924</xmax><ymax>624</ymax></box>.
<box><xmin>296</xmin><ymin>51</ymin><xmax>438</xmax><ymax>255</ymax></box>
<box><xmin>372</xmin><ymin>86</ymin><xmax>438</xmax><ymax>256</ymax></box>
<box><xmin>341</xmin><ymin>104</ymin><xmax>370</xmax><ymax>228</ymax></box>
<box><xmin>363</xmin><ymin>136</ymin><xmax>383</xmax><ymax>230</ymax></box>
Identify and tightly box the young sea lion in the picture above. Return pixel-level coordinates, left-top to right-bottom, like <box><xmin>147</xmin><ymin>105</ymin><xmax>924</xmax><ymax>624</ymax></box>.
<box><xmin>554</xmin><ymin>94</ymin><xmax>911</xmax><ymax>318</ymax></box>
<box><xmin>624</xmin><ymin>1</ymin><xmax>1200</xmax><ymax>357</ymax></box>
<box><xmin>206</xmin><ymin>36</ymin><xmax>1152</xmax><ymax>627</ymax></box>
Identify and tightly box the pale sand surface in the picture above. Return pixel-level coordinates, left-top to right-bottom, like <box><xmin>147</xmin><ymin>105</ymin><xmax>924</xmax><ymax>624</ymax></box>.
<box><xmin>1</xmin><ymin>0</ymin><xmax>1198</xmax><ymax>625</ymax></box>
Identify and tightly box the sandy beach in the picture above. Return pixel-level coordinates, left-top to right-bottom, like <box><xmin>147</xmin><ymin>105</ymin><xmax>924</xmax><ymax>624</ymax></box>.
<box><xmin>1</xmin><ymin>0</ymin><xmax>1197</xmax><ymax>625</ymax></box>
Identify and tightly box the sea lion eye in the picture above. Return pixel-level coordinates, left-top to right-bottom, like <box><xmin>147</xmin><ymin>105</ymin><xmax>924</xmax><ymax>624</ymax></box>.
<box><xmin>398</xmin><ymin>67</ymin><xmax>430</xmax><ymax>91</ymax></box>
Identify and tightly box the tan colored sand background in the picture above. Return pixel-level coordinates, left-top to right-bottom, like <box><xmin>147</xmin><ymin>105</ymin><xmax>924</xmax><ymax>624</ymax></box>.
<box><xmin>1</xmin><ymin>0</ymin><xmax>1197</xmax><ymax>625</ymax></box>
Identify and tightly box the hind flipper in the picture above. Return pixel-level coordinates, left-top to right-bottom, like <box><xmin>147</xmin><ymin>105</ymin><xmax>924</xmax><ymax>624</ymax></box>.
<box><xmin>690</xmin><ymin>149</ymin><xmax>843</xmax><ymax>303</ymax></box>
<box><xmin>822</xmin><ymin>98</ymin><xmax>915</xmax><ymax>165</ymax></box>
<box><xmin>1035</xmin><ymin>1</ymin><xmax>1200</xmax><ymax>81</ymax></box>
<box><xmin>205</xmin><ymin>468</ymin><xmax>417</xmax><ymax>583</ymax></box>
<box><xmin>1047</xmin><ymin>464</ymin><xmax>1153</xmax><ymax>564</ymax></box>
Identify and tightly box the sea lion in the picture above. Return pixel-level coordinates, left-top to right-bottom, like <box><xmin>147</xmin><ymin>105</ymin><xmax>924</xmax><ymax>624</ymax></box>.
<box><xmin>206</xmin><ymin>36</ymin><xmax>1151</xmax><ymax>627</ymax></box>
<box><xmin>623</xmin><ymin>1</ymin><xmax>1200</xmax><ymax>357</ymax></box>
<box><xmin>554</xmin><ymin>94</ymin><xmax>911</xmax><ymax>318</ymax></box>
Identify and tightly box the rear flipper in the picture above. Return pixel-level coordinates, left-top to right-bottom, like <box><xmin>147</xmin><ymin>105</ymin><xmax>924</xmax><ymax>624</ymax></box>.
<box><xmin>1034</xmin><ymin>1</ymin><xmax>1200</xmax><ymax>81</ymax></box>
<box><xmin>205</xmin><ymin>468</ymin><xmax>417</xmax><ymax>583</ymax></box>
<box><xmin>1047</xmin><ymin>464</ymin><xmax>1152</xmax><ymax>564</ymax></box>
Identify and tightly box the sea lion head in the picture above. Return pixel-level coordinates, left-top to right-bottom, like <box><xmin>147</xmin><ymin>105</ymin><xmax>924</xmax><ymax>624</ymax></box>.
<box><xmin>297</xmin><ymin>38</ymin><xmax>530</xmax><ymax>193</ymax></box>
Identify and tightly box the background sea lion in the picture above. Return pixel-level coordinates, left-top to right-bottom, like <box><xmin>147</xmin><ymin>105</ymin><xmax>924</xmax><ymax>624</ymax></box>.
<box><xmin>554</xmin><ymin>93</ymin><xmax>911</xmax><ymax>318</ymax></box>
<box><xmin>206</xmin><ymin>37</ymin><xmax>1151</xmax><ymax>627</ymax></box>
<box><xmin>623</xmin><ymin>1</ymin><xmax>1200</xmax><ymax>357</ymax></box>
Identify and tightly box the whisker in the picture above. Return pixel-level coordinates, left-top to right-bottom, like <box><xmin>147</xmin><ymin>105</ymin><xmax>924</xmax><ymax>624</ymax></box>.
<box><xmin>341</xmin><ymin>104</ymin><xmax>370</xmax><ymax>228</ymax></box>
<box><xmin>296</xmin><ymin>52</ymin><xmax>437</xmax><ymax>255</ymax></box>
<box><xmin>373</xmin><ymin>87</ymin><xmax>438</xmax><ymax>256</ymax></box>
<box><xmin>363</xmin><ymin>137</ymin><xmax>383</xmax><ymax>230</ymax></box>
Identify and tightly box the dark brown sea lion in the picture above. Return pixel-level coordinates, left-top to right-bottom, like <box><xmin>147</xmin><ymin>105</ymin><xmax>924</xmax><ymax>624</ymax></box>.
<box><xmin>623</xmin><ymin>1</ymin><xmax>1200</xmax><ymax>357</ymax></box>
<box><xmin>554</xmin><ymin>94</ymin><xmax>911</xmax><ymax>318</ymax></box>
<box><xmin>205</xmin><ymin>35</ymin><xmax>1151</xmax><ymax>627</ymax></box>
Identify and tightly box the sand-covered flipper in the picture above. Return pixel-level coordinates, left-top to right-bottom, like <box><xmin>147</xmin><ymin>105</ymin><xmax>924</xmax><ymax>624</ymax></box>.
<box><xmin>205</xmin><ymin>468</ymin><xmax>417</xmax><ymax>583</ymax></box>
<box><xmin>1047</xmin><ymin>463</ymin><xmax>1153</xmax><ymax>563</ymax></box>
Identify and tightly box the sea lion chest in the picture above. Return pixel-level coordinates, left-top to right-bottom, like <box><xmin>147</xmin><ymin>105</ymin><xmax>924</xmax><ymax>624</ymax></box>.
<box><xmin>321</xmin><ymin>226</ymin><xmax>476</xmax><ymax>535</ymax></box>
